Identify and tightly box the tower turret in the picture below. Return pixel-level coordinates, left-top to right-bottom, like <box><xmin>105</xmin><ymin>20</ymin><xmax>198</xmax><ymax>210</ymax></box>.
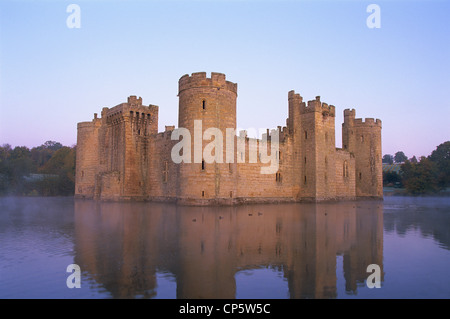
<box><xmin>287</xmin><ymin>90</ymin><xmax>305</xmax><ymax>199</ymax></box>
<box><xmin>75</xmin><ymin>118</ymin><xmax>101</xmax><ymax>199</ymax></box>
<box><xmin>342</xmin><ymin>108</ymin><xmax>356</xmax><ymax>151</ymax></box>
<box><xmin>299</xmin><ymin>96</ymin><xmax>337</xmax><ymax>200</ymax></box>
<box><xmin>177</xmin><ymin>72</ymin><xmax>238</xmax><ymax>203</ymax></box>
<box><xmin>342</xmin><ymin>109</ymin><xmax>382</xmax><ymax>198</ymax></box>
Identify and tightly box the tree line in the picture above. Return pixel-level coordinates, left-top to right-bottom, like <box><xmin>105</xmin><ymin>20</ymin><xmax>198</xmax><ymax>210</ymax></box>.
<box><xmin>0</xmin><ymin>141</ymin><xmax>76</xmax><ymax>196</ymax></box>
<box><xmin>383</xmin><ymin>141</ymin><xmax>450</xmax><ymax>195</ymax></box>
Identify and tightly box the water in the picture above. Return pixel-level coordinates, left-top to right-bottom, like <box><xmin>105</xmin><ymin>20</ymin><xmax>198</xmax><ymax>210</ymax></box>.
<box><xmin>0</xmin><ymin>196</ymin><xmax>449</xmax><ymax>299</ymax></box>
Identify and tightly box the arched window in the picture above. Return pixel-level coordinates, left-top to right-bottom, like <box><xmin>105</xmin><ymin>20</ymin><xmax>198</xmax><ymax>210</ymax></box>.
<box><xmin>202</xmin><ymin>100</ymin><xmax>206</xmax><ymax>110</ymax></box>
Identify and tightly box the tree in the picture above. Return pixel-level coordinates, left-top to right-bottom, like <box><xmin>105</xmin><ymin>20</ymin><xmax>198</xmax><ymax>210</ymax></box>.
<box><xmin>401</xmin><ymin>158</ymin><xmax>439</xmax><ymax>194</ymax></box>
<box><xmin>428</xmin><ymin>141</ymin><xmax>450</xmax><ymax>189</ymax></box>
<box><xmin>383</xmin><ymin>170</ymin><xmax>402</xmax><ymax>187</ymax></box>
<box><xmin>382</xmin><ymin>154</ymin><xmax>394</xmax><ymax>164</ymax></box>
<box><xmin>0</xmin><ymin>144</ymin><xmax>12</xmax><ymax>162</ymax></box>
<box><xmin>31</xmin><ymin>140</ymin><xmax>63</xmax><ymax>168</ymax></box>
<box><xmin>394</xmin><ymin>151</ymin><xmax>408</xmax><ymax>163</ymax></box>
<box><xmin>409</xmin><ymin>156</ymin><xmax>418</xmax><ymax>163</ymax></box>
<box><xmin>40</xmin><ymin>147</ymin><xmax>74</xmax><ymax>175</ymax></box>
<box><xmin>35</xmin><ymin>146</ymin><xmax>76</xmax><ymax>196</ymax></box>
<box><xmin>5</xmin><ymin>146</ymin><xmax>34</xmax><ymax>194</ymax></box>
<box><xmin>0</xmin><ymin>144</ymin><xmax>12</xmax><ymax>194</ymax></box>
<box><xmin>43</xmin><ymin>141</ymin><xmax>63</xmax><ymax>151</ymax></box>
<box><xmin>0</xmin><ymin>141</ymin><xmax>75</xmax><ymax>196</ymax></box>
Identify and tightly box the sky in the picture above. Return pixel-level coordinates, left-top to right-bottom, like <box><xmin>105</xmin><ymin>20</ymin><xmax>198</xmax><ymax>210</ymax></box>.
<box><xmin>0</xmin><ymin>0</ymin><xmax>449</xmax><ymax>158</ymax></box>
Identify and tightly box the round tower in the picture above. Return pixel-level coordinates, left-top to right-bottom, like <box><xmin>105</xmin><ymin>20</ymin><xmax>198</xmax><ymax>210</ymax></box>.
<box><xmin>352</xmin><ymin>118</ymin><xmax>383</xmax><ymax>198</ymax></box>
<box><xmin>75</xmin><ymin>118</ymin><xmax>101</xmax><ymax>199</ymax></box>
<box><xmin>177</xmin><ymin>72</ymin><xmax>238</xmax><ymax>204</ymax></box>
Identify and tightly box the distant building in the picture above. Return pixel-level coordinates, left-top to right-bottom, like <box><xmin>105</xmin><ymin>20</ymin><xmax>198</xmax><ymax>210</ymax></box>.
<box><xmin>382</xmin><ymin>163</ymin><xmax>402</xmax><ymax>174</ymax></box>
<box><xmin>75</xmin><ymin>72</ymin><xmax>382</xmax><ymax>205</ymax></box>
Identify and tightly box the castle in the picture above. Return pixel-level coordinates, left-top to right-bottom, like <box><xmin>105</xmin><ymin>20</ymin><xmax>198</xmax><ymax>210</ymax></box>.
<box><xmin>75</xmin><ymin>72</ymin><xmax>382</xmax><ymax>205</ymax></box>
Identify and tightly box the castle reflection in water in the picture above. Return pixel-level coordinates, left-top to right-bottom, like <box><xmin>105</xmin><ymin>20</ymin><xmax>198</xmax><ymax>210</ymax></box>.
<box><xmin>73</xmin><ymin>200</ymin><xmax>383</xmax><ymax>298</ymax></box>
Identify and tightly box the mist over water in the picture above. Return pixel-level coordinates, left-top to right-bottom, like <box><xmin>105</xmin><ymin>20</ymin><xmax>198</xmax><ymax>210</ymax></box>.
<box><xmin>0</xmin><ymin>196</ymin><xmax>449</xmax><ymax>299</ymax></box>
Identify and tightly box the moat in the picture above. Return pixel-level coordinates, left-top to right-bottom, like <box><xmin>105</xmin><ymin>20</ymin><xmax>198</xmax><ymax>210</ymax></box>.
<box><xmin>0</xmin><ymin>196</ymin><xmax>449</xmax><ymax>298</ymax></box>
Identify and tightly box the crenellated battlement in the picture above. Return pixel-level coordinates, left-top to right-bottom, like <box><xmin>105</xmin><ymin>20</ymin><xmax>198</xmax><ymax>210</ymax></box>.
<box><xmin>288</xmin><ymin>90</ymin><xmax>303</xmax><ymax>102</ymax></box>
<box><xmin>321</xmin><ymin>102</ymin><xmax>336</xmax><ymax>117</ymax></box>
<box><xmin>156</xmin><ymin>127</ymin><xmax>176</xmax><ymax>140</ymax></box>
<box><xmin>344</xmin><ymin>108</ymin><xmax>356</xmax><ymax>119</ymax></box>
<box><xmin>128</xmin><ymin>95</ymin><xmax>142</xmax><ymax>106</ymax></box>
<box><xmin>102</xmin><ymin>97</ymin><xmax>158</xmax><ymax>120</ymax></box>
<box><xmin>344</xmin><ymin>109</ymin><xmax>380</xmax><ymax>127</ymax></box>
<box><xmin>300</xmin><ymin>96</ymin><xmax>335</xmax><ymax>116</ymax></box>
<box><xmin>178</xmin><ymin>72</ymin><xmax>238</xmax><ymax>95</ymax></box>
<box><xmin>353</xmin><ymin>118</ymin><xmax>382</xmax><ymax>127</ymax></box>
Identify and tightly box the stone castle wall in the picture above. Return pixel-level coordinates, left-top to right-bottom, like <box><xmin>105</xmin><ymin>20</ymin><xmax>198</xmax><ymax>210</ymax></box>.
<box><xmin>75</xmin><ymin>72</ymin><xmax>382</xmax><ymax>205</ymax></box>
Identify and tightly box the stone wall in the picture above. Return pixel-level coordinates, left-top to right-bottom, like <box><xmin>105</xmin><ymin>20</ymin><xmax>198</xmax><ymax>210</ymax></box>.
<box><xmin>342</xmin><ymin>110</ymin><xmax>382</xmax><ymax>198</ymax></box>
<box><xmin>75</xmin><ymin>72</ymin><xmax>382</xmax><ymax>205</ymax></box>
